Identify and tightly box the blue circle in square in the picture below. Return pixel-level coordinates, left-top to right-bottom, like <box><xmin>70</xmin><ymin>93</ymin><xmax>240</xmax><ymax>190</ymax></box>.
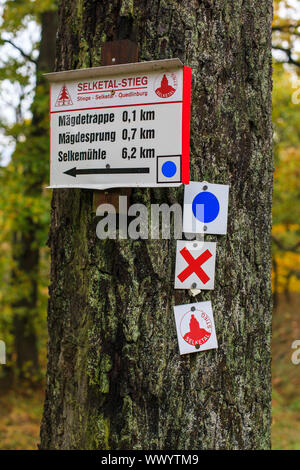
<box><xmin>162</xmin><ymin>161</ymin><xmax>177</xmax><ymax>178</ymax></box>
<box><xmin>192</xmin><ymin>191</ymin><xmax>220</xmax><ymax>223</ymax></box>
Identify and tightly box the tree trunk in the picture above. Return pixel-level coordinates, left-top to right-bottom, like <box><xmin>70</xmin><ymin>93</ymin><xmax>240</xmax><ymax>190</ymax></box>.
<box><xmin>41</xmin><ymin>0</ymin><xmax>273</xmax><ymax>450</ymax></box>
<box><xmin>11</xmin><ymin>10</ymin><xmax>57</xmax><ymax>381</ymax></box>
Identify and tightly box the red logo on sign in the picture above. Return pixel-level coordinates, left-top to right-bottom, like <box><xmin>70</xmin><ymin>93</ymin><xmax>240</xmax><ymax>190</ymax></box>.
<box><xmin>180</xmin><ymin>310</ymin><xmax>212</xmax><ymax>347</ymax></box>
<box><xmin>177</xmin><ymin>247</ymin><xmax>212</xmax><ymax>284</ymax></box>
<box><xmin>155</xmin><ymin>73</ymin><xmax>177</xmax><ymax>98</ymax></box>
<box><xmin>55</xmin><ymin>84</ymin><xmax>73</xmax><ymax>107</ymax></box>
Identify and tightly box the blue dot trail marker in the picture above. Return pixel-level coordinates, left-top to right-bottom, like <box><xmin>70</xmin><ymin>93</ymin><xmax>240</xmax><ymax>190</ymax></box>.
<box><xmin>183</xmin><ymin>181</ymin><xmax>229</xmax><ymax>235</ymax></box>
<box><xmin>162</xmin><ymin>160</ymin><xmax>177</xmax><ymax>178</ymax></box>
<box><xmin>157</xmin><ymin>155</ymin><xmax>181</xmax><ymax>183</ymax></box>
<box><xmin>192</xmin><ymin>191</ymin><xmax>220</xmax><ymax>223</ymax></box>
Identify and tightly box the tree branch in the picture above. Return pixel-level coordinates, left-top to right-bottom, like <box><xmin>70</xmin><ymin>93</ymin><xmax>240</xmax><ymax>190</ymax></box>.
<box><xmin>0</xmin><ymin>37</ymin><xmax>37</xmax><ymax>65</ymax></box>
<box><xmin>272</xmin><ymin>235</ymin><xmax>300</xmax><ymax>252</ymax></box>
<box><xmin>272</xmin><ymin>23</ymin><xmax>300</xmax><ymax>33</ymax></box>
<box><xmin>272</xmin><ymin>44</ymin><xmax>300</xmax><ymax>68</ymax></box>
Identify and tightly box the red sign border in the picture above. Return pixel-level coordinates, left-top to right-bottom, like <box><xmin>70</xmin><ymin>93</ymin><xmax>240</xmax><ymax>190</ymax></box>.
<box><xmin>182</xmin><ymin>66</ymin><xmax>191</xmax><ymax>185</ymax></box>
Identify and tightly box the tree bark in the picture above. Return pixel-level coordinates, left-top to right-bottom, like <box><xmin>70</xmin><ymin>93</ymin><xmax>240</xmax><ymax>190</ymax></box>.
<box><xmin>41</xmin><ymin>0</ymin><xmax>273</xmax><ymax>450</ymax></box>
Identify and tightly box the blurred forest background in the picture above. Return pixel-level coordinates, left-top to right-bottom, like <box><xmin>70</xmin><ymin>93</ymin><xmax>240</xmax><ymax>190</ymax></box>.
<box><xmin>0</xmin><ymin>0</ymin><xmax>299</xmax><ymax>450</ymax></box>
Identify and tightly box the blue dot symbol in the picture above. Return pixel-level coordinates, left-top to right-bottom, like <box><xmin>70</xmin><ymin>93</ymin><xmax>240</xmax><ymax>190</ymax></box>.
<box><xmin>162</xmin><ymin>161</ymin><xmax>177</xmax><ymax>178</ymax></box>
<box><xmin>192</xmin><ymin>191</ymin><xmax>220</xmax><ymax>223</ymax></box>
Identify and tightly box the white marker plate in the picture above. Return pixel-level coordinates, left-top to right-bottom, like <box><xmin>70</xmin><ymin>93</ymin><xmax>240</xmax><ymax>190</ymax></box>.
<box><xmin>183</xmin><ymin>181</ymin><xmax>229</xmax><ymax>235</ymax></box>
<box><xmin>174</xmin><ymin>240</ymin><xmax>217</xmax><ymax>290</ymax></box>
<box><xmin>173</xmin><ymin>301</ymin><xmax>218</xmax><ymax>355</ymax></box>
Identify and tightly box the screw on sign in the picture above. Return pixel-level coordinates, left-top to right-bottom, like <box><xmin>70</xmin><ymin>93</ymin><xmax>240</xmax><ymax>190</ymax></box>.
<box><xmin>174</xmin><ymin>241</ymin><xmax>217</xmax><ymax>290</ymax></box>
<box><xmin>173</xmin><ymin>301</ymin><xmax>218</xmax><ymax>355</ymax></box>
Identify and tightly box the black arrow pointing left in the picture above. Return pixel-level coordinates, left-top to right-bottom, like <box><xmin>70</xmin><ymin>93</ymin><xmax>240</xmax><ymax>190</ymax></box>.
<box><xmin>64</xmin><ymin>167</ymin><xmax>150</xmax><ymax>178</ymax></box>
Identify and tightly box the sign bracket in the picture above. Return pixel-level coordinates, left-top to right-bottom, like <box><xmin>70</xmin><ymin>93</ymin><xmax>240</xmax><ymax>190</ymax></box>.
<box><xmin>92</xmin><ymin>39</ymin><xmax>138</xmax><ymax>213</ymax></box>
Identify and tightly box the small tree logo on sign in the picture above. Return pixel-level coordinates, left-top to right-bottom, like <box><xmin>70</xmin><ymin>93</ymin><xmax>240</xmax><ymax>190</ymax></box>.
<box><xmin>55</xmin><ymin>84</ymin><xmax>73</xmax><ymax>107</ymax></box>
<box><xmin>180</xmin><ymin>309</ymin><xmax>212</xmax><ymax>349</ymax></box>
<box><xmin>154</xmin><ymin>72</ymin><xmax>177</xmax><ymax>98</ymax></box>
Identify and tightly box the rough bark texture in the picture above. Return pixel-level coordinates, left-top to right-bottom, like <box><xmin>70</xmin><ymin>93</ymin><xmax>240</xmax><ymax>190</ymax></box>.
<box><xmin>41</xmin><ymin>0</ymin><xmax>273</xmax><ymax>450</ymax></box>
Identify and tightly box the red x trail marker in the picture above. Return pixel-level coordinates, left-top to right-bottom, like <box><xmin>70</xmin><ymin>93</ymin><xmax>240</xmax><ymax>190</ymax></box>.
<box><xmin>177</xmin><ymin>247</ymin><xmax>212</xmax><ymax>283</ymax></box>
<box><xmin>175</xmin><ymin>241</ymin><xmax>217</xmax><ymax>290</ymax></box>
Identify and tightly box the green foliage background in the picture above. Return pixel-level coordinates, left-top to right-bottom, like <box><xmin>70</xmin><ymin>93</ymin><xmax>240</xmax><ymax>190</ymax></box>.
<box><xmin>0</xmin><ymin>0</ymin><xmax>55</xmax><ymax>379</ymax></box>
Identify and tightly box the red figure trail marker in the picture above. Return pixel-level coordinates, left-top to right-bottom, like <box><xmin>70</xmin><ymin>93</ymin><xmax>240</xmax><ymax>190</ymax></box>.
<box><xmin>183</xmin><ymin>313</ymin><xmax>211</xmax><ymax>345</ymax></box>
<box><xmin>173</xmin><ymin>301</ymin><xmax>218</xmax><ymax>355</ymax></box>
<box><xmin>155</xmin><ymin>73</ymin><xmax>176</xmax><ymax>98</ymax></box>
